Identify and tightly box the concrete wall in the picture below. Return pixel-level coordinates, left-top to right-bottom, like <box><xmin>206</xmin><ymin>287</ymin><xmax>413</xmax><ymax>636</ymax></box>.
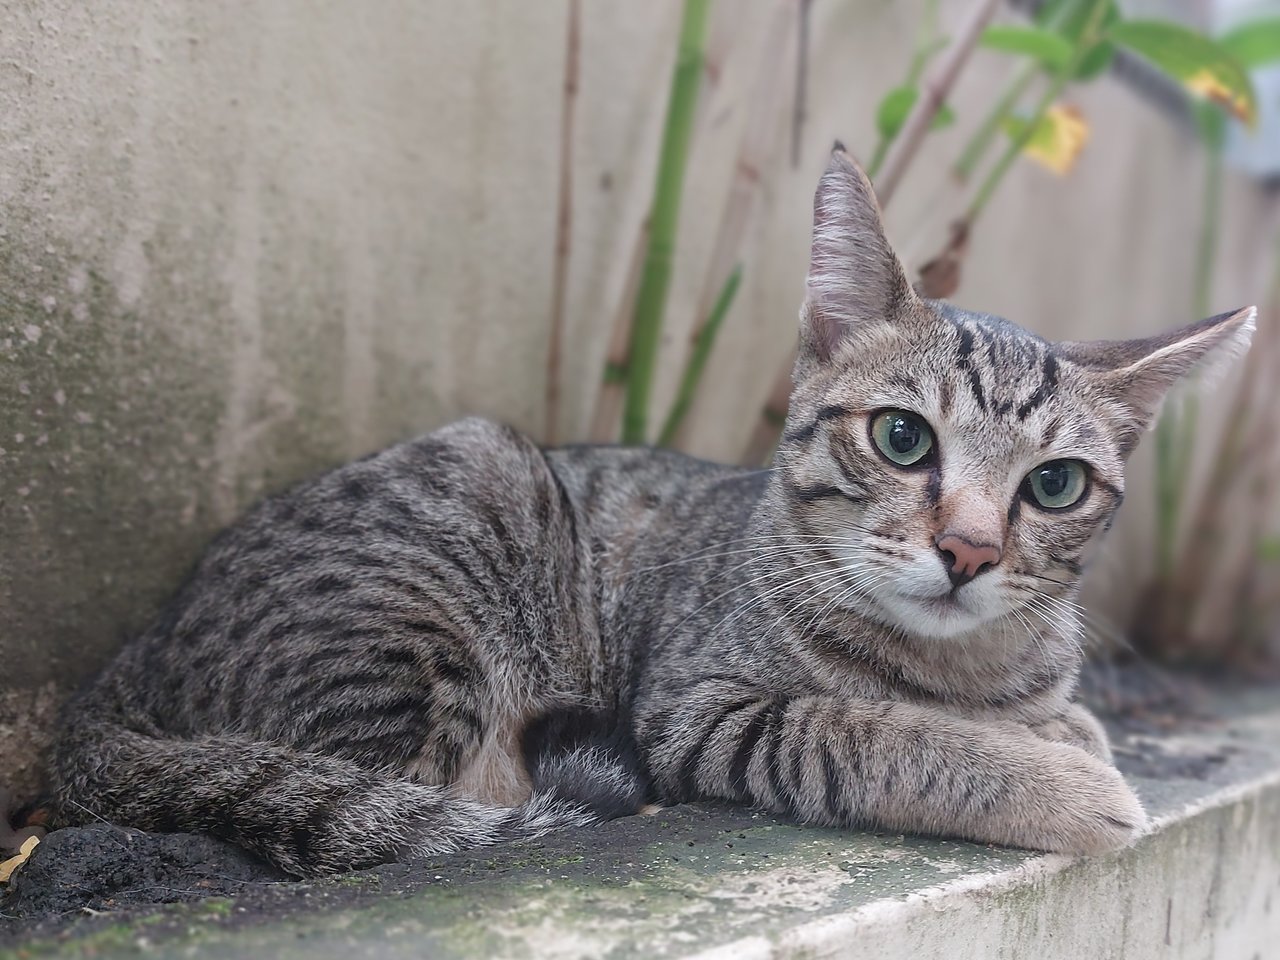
<box><xmin>1</xmin><ymin>0</ymin><xmax>1276</xmax><ymax>796</ymax></box>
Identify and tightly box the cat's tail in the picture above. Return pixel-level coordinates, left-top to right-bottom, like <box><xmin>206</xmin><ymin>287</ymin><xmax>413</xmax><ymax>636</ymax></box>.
<box><xmin>521</xmin><ymin>708</ymin><xmax>653</xmax><ymax>819</ymax></box>
<box><xmin>49</xmin><ymin>720</ymin><xmax>599</xmax><ymax>879</ymax></box>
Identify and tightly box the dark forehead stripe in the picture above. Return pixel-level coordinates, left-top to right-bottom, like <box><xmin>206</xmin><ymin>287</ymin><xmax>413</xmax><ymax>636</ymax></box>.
<box><xmin>954</xmin><ymin>325</ymin><xmax>987</xmax><ymax>412</ymax></box>
<box><xmin>1042</xmin><ymin>416</ymin><xmax>1062</xmax><ymax>446</ymax></box>
<box><xmin>1015</xmin><ymin>353</ymin><xmax>1059</xmax><ymax>421</ymax></box>
<box><xmin>938</xmin><ymin>376</ymin><xmax>954</xmax><ymax>416</ymax></box>
<box><xmin>950</xmin><ymin>313</ymin><xmax>1061</xmax><ymax>423</ymax></box>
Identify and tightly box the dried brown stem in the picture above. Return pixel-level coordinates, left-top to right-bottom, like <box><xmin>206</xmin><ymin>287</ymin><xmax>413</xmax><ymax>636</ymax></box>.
<box><xmin>740</xmin><ymin>0</ymin><xmax>999</xmax><ymax>465</ymax></box>
<box><xmin>791</xmin><ymin>0</ymin><xmax>814</xmax><ymax>169</ymax></box>
<box><xmin>741</xmin><ymin>352</ymin><xmax>796</xmax><ymax>466</ymax></box>
<box><xmin>544</xmin><ymin>0</ymin><xmax>581</xmax><ymax>445</ymax></box>
<box><xmin>1161</xmin><ymin>286</ymin><xmax>1280</xmax><ymax>661</ymax></box>
<box><xmin>873</xmin><ymin>0</ymin><xmax>1002</xmax><ymax>208</ymax></box>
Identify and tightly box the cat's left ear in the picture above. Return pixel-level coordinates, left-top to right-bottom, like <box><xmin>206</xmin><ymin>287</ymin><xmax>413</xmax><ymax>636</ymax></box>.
<box><xmin>1059</xmin><ymin>306</ymin><xmax>1256</xmax><ymax>450</ymax></box>
<box><xmin>800</xmin><ymin>144</ymin><xmax>917</xmax><ymax>374</ymax></box>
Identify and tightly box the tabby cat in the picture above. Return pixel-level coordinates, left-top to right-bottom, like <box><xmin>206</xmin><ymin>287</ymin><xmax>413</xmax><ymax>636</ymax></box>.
<box><xmin>49</xmin><ymin>148</ymin><xmax>1254</xmax><ymax>877</ymax></box>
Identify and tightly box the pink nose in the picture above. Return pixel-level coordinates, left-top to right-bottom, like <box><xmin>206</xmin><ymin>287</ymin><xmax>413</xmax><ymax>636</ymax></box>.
<box><xmin>935</xmin><ymin>534</ymin><xmax>1002</xmax><ymax>588</ymax></box>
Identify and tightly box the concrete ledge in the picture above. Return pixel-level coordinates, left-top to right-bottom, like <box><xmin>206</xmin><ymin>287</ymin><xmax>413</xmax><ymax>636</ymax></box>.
<box><xmin>3</xmin><ymin>696</ymin><xmax>1278</xmax><ymax>959</ymax></box>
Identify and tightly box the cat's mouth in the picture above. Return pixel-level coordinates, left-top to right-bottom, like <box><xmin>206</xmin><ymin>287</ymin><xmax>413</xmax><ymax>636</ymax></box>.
<box><xmin>896</xmin><ymin>584</ymin><xmax>969</xmax><ymax>608</ymax></box>
<box><xmin>918</xmin><ymin>591</ymin><xmax>967</xmax><ymax>614</ymax></box>
<box><xmin>882</xmin><ymin>586</ymin><xmax>989</xmax><ymax>639</ymax></box>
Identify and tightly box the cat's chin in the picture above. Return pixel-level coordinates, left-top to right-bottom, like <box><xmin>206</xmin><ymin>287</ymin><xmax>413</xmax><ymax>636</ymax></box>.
<box><xmin>874</xmin><ymin>590</ymin><xmax>990</xmax><ymax>640</ymax></box>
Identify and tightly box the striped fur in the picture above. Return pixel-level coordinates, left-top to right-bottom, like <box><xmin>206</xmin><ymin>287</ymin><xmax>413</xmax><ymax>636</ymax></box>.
<box><xmin>49</xmin><ymin>149</ymin><xmax>1253</xmax><ymax>876</ymax></box>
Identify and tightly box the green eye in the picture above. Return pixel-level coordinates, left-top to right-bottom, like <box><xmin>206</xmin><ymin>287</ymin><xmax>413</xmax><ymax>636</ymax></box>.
<box><xmin>870</xmin><ymin>410</ymin><xmax>935</xmax><ymax>467</ymax></box>
<box><xmin>1024</xmin><ymin>459</ymin><xmax>1088</xmax><ymax>510</ymax></box>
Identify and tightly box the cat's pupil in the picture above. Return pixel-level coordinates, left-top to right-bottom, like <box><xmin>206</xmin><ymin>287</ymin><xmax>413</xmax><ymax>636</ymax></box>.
<box><xmin>1039</xmin><ymin>464</ymin><xmax>1069</xmax><ymax>497</ymax></box>
<box><xmin>888</xmin><ymin>417</ymin><xmax>920</xmax><ymax>454</ymax></box>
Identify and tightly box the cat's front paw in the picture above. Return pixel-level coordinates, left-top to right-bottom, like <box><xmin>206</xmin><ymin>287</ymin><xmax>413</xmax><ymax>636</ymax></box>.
<box><xmin>1028</xmin><ymin>703</ymin><xmax>1113</xmax><ymax>762</ymax></box>
<box><xmin>1011</xmin><ymin>745</ymin><xmax>1147</xmax><ymax>855</ymax></box>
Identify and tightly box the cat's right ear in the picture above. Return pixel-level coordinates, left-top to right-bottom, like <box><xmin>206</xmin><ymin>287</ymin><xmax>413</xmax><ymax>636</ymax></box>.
<box><xmin>800</xmin><ymin>144</ymin><xmax>915</xmax><ymax>373</ymax></box>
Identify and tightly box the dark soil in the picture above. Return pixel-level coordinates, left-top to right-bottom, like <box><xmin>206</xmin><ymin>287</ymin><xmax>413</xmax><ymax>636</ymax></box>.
<box><xmin>2</xmin><ymin>824</ymin><xmax>283</xmax><ymax>920</ymax></box>
<box><xmin>1</xmin><ymin>803</ymin><xmax>773</xmax><ymax>947</ymax></box>
<box><xmin>1</xmin><ymin>662</ymin><xmax>1268</xmax><ymax>950</ymax></box>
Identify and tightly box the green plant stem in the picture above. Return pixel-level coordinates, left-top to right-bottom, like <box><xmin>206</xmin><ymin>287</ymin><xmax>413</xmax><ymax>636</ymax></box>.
<box><xmin>952</xmin><ymin>61</ymin><xmax>1038</xmax><ymax>182</ymax></box>
<box><xmin>621</xmin><ymin>0</ymin><xmax>711</xmax><ymax>444</ymax></box>
<box><xmin>866</xmin><ymin>135</ymin><xmax>893</xmax><ymax>181</ymax></box>
<box><xmin>658</xmin><ymin>265</ymin><xmax>742</xmax><ymax>446</ymax></box>
<box><xmin>965</xmin><ymin>0</ymin><xmax>1110</xmax><ymax>223</ymax></box>
<box><xmin>867</xmin><ymin>0</ymin><xmax>942</xmax><ymax>179</ymax></box>
<box><xmin>952</xmin><ymin>0</ymin><xmax>1095</xmax><ymax>184</ymax></box>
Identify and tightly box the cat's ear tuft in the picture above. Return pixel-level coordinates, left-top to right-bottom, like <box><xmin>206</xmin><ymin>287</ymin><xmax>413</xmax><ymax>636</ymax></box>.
<box><xmin>800</xmin><ymin>146</ymin><xmax>915</xmax><ymax>371</ymax></box>
<box><xmin>1061</xmin><ymin>305</ymin><xmax>1256</xmax><ymax>445</ymax></box>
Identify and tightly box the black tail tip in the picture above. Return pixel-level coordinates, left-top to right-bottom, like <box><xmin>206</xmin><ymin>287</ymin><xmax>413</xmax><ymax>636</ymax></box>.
<box><xmin>521</xmin><ymin>710</ymin><xmax>651</xmax><ymax>821</ymax></box>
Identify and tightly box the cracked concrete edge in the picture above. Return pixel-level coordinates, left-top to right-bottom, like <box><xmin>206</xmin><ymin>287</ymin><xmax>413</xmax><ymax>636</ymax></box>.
<box><xmin>692</xmin><ymin>764</ymin><xmax>1280</xmax><ymax>960</ymax></box>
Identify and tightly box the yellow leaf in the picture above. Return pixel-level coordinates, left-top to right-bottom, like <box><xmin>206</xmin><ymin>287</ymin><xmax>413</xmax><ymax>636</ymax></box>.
<box><xmin>0</xmin><ymin>835</ymin><xmax>40</xmax><ymax>883</ymax></box>
<box><xmin>1184</xmin><ymin>67</ymin><xmax>1254</xmax><ymax>125</ymax></box>
<box><xmin>1022</xmin><ymin>104</ymin><xmax>1090</xmax><ymax>176</ymax></box>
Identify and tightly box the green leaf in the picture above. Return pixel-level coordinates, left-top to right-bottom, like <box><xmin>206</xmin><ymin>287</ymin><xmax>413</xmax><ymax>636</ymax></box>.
<box><xmin>875</xmin><ymin>86</ymin><xmax>917</xmax><ymax>140</ymax></box>
<box><xmin>657</xmin><ymin>266</ymin><xmax>742</xmax><ymax>447</ymax></box>
<box><xmin>1035</xmin><ymin>0</ymin><xmax>1117</xmax><ymax>37</ymax></box>
<box><xmin>1001</xmin><ymin>105</ymin><xmax>1090</xmax><ymax>175</ymax></box>
<box><xmin>1075</xmin><ymin>40</ymin><xmax>1117</xmax><ymax>80</ymax></box>
<box><xmin>1002</xmin><ymin>114</ymin><xmax>1057</xmax><ymax>155</ymax></box>
<box><xmin>876</xmin><ymin>86</ymin><xmax>955</xmax><ymax>140</ymax></box>
<box><xmin>1193</xmin><ymin>100</ymin><xmax>1228</xmax><ymax>150</ymax></box>
<box><xmin>1035</xmin><ymin>0</ymin><xmax>1121</xmax><ymax>79</ymax></box>
<box><xmin>981</xmin><ymin>26</ymin><xmax>1074</xmax><ymax>68</ymax></box>
<box><xmin>1219</xmin><ymin>18</ymin><xmax>1280</xmax><ymax>70</ymax></box>
<box><xmin>1108</xmin><ymin>19</ymin><xmax>1257</xmax><ymax>124</ymax></box>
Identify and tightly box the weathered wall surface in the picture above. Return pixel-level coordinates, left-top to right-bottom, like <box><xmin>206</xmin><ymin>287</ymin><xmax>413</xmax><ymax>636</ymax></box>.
<box><xmin>1</xmin><ymin>0</ymin><xmax>1276</xmax><ymax>796</ymax></box>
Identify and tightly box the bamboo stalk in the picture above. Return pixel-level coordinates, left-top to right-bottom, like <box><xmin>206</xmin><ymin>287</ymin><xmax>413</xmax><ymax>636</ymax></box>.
<box><xmin>544</xmin><ymin>0</ymin><xmax>581</xmax><ymax>446</ymax></box>
<box><xmin>590</xmin><ymin>1</ymin><xmax>722</xmax><ymax>444</ymax></box>
<box><xmin>659</xmin><ymin>266</ymin><xmax>743</xmax><ymax>447</ymax></box>
<box><xmin>664</xmin><ymin>0</ymin><xmax>796</xmax><ymax>450</ymax></box>
<box><xmin>874</xmin><ymin>0</ymin><xmax>1002</xmax><ymax>208</ymax></box>
<box><xmin>621</xmin><ymin>0</ymin><xmax>713</xmax><ymax>444</ymax></box>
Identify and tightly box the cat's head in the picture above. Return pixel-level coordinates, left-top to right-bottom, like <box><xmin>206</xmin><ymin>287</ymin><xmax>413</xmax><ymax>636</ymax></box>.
<box><xmin>775</xmin><ymin>146</ymin><xmax>1255</xmax><ymax>642</ymax></box>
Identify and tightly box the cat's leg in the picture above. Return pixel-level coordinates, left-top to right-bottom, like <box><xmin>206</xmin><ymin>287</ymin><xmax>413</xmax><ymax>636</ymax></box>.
<box><xmin>639</xmin><ymin>687</ymin><xmax>1146</xmax><ymax>855</ymax></box>
<box><xmin>1026</xmin><ymin>702</ymin><xmax>1113</xmax><ymax>762</ymax></box>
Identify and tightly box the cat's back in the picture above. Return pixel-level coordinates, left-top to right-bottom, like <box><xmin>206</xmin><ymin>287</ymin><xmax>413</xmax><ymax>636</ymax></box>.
<box><xmin>84</xmin><ymin>419</ymin><xmax>761</xmax><ymax>738</ymax></box>
<box><xmin>86</xmin><ymin>418</ymin><xmax>570</xmax><ymax>734</ymax></box>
